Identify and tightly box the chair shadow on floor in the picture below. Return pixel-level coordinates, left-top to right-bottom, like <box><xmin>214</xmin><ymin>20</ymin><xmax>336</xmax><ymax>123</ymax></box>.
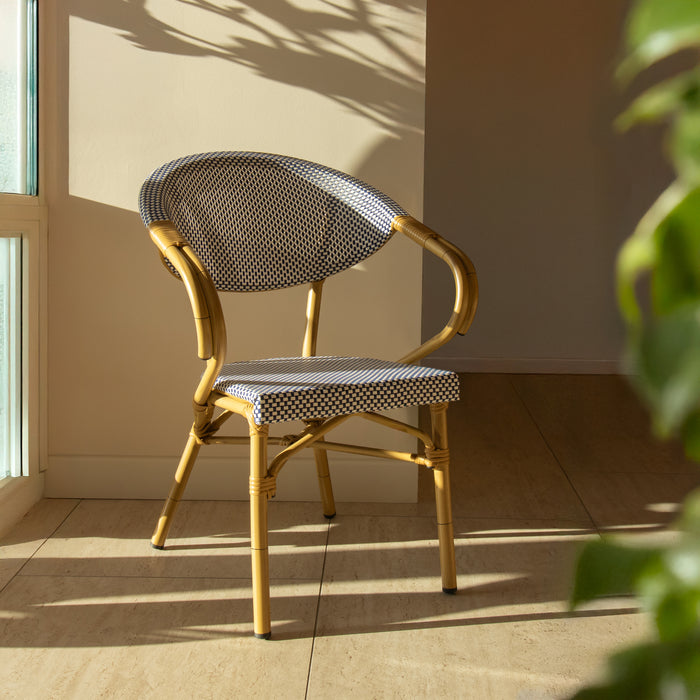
<box><xmin>0</xmin><ymin>521</ymin><xmax>639</xmax><ymax>646</ymax></box>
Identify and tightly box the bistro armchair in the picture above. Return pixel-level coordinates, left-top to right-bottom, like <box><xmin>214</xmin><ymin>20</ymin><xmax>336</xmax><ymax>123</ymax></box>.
<box><xmin>138</xmin><ymin>152</ymin><xmax>478</xmax><ymax>638</ymax></box>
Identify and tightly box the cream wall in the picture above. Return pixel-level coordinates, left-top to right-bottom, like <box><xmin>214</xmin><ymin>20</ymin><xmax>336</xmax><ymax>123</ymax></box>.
<box><xmin>43</xmin><ymin>1</ymin><xmax>427</xmax><ymax>501</ymax></box>
<box><xmin>422</xmin><ymin>1</ymin><xmax>672</xmax><ymax>373</ymax></box>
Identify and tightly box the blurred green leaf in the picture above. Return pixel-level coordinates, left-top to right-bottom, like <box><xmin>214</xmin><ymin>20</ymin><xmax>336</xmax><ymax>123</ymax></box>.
<box><xmin>671</xmin><ymin>109</ymin><xmax>700</xmax><ymax>182</ymax></box>
<box><xmin>676</xmin><ymin>489</ymin><xmax>700</xmax><ymax>533</ymax></box>
<box><xmin>617</xmin><ymin>70</ymin><xmax>700</xmax><ymax>130</ymax></box>
<box><xmin>620</xmin><ymin>0</ymin><xmax>700</xmax><ymax>81</ymax></box>
<box><xmin>665</xmin><ymin>540</ymin><xmax>700</xmax><ymax>587</ymax></box>
<box><xmin>617</xmin><ymin>181</ymin><xmax>688</xmax><ymax>326</ymax></box>
<box><xmin>652</xmin><ymin>189</ymin><xmax>700</xmax><ymax>313</ymax></box>
<box><xmin>617</xmin><ymin>235</ymin><xmax>655</xmax><ymax>326</ymax></box>
<box><xmin>681</xmin><ymin>411</ymin><xmax>700</xmax><ymax>460</ymax></box>
<box><xmin>571</xmin><ymin>540</ymin><xmax>662</xmax><ymax>607</ymax></box>
<box><xmin>656</xmin><ymin>591</ymin><xmax>700</xmax><ymax>640</ymax></box>
<box><xmin>572</xmin><ymin>634</ymin><xmax>700</xmax><ymax>700</ymax></box>
<box><xmin>632</xmin><ymin>304</ymin><xmax>700</xmax><ymax>435</ymax></box>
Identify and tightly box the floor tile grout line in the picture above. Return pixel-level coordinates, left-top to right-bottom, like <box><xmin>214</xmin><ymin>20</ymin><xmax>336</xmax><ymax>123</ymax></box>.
<box><xmin>305</xmin><ymin>518</ymin><xmax>332</xmax><ymax>700</ymax></box>
<box><xmin>0</xmin><ymin>499</ymin><xmax>84</xmax><ymax>595</ymax></box>
<box><xmin>508</xmin><ymin>377</ymin><xmax>603</xmax><ymax>537</ymax></box>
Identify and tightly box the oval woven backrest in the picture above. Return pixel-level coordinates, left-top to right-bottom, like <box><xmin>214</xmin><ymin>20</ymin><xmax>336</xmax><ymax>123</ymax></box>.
<box><xmin>139</xmin><ymin>151</ymin><xmax>407</xmax><ymax>292</ymax></box>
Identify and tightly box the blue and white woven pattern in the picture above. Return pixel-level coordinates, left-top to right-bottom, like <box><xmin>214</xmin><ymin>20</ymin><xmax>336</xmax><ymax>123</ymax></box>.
<box><xmin>139</xmin><ymin>152</ymin><xmax>408</xmax><ymax>292</ymax></box>
<box><xmin>212</xmin><ymin>356</ymin><xmax>459</xmax><ymax>425</ymax></box>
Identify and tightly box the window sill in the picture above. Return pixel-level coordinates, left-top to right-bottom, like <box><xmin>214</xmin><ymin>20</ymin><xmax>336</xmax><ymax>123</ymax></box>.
<box><xmin>0</xmin><ymin>474</ymin><xmax>45</xmax><ymax>538</ymax></box>
<box><xmin>0</xmin><ymin>194</ymin><xmax>45</xmax><ymax>220</ymax></box>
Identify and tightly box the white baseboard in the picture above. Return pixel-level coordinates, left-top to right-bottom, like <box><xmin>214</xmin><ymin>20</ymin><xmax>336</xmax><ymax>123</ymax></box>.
<box><xmin>45</xmin><ymin>454</ymin><xmax>418</xmax><ymax>503</ymax></box>
<box><xmin>424</xmin><ymin>356</ymin><xmax>623</xmax><ymax>374</ymax></box>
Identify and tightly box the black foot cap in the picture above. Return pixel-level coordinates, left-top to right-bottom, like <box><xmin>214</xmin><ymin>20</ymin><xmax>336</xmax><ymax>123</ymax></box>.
<box><xmin>324</xmin><ymin>512</ymin><xmax>336</xmax><ymax>520</ymax></box>
<box><xmin>442</xmin><ymin>587</ymin><xmax>457</xmax><ymax>595</ymax></box>
<box><xmin>151</xmin><ymin>543</ymin><xmax>165</xmax><ymax>551</ymax></box>
<box><xmin>255</xmin><ymin>632</ymin><xmax>272</xmax><ymax>640</ymax></box>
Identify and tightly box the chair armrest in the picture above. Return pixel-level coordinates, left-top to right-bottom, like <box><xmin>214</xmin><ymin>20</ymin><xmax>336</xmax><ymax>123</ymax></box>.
<box><xmin>392</xmin><ymin>215</ymin><xmax>478</xmax><ymax>364</ymax></box>
<box><xmin>148</xmin><ymin>221</ymin><xmax>227</xmax><ymax>406</ymax></box>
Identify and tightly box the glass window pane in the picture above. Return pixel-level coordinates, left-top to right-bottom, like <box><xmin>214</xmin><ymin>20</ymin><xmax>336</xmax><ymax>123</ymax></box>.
<box><xmin>0</xmin><ymin>0</ymin><xmax>37</xmax><ymax>195</ymax></box>
<box><xmin>0</xmin><ymin>236</ymin><xmax>21</xmax><ymax>478</ymax></box>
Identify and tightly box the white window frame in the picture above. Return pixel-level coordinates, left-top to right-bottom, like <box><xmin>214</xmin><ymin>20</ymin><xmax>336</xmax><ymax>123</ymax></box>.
<box><xmin>0</xmin><ymin>0</ymin><xmax>44</xmax><ymax>535</ymax></box>
<box><xmin>1</xmin><ymin>234</ymin><xmax>22</xmax><ymax>478</ymax></box>
<box><xmin>0</xmin><ymin>194</ymin><xmax>47</xmax><ymax>534</ymax></box>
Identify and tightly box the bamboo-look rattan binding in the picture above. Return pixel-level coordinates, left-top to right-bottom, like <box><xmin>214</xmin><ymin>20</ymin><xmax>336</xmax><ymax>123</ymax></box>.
<box><xmin>141</xmin><ymin>154</ymin><xmax>478</xmax><ymax>639</ymax></box>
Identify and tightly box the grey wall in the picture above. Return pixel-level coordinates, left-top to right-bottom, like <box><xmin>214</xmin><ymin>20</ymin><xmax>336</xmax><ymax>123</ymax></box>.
<box><xmin>423</xmin><ymin>1</ymin><xmax>671</xmax><ymax>372</ymax></box>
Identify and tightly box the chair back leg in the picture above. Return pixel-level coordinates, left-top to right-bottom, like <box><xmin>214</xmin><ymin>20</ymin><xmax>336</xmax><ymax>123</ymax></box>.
<box><xmin>303</xmin><ymin>419</ymin><xmax>336</xmax><ymax>519</ymax></box>
<box><xmin>430</xmin><ymin>402</ymin><xmax>457</xmax><ymax>593</ymax></box>
<box><xmin>151</xmin><ymin>432</ymin><xmax>201</xmax><ymax>549</ymax></box>
<box><xmin>249</xmin><ymin>422</ymin><xmax>273</xmax><ymax>639</ymax></box>
<box><xmin>313</xmin><ymin>448</ymin><xmax>336</xmax><ymax>519</ymax></box>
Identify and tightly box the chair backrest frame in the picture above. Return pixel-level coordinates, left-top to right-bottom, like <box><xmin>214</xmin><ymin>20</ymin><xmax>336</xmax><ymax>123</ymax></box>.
<box><xmin>139</xmin><ymin>151</ymin><xmax>408</xmax><ymax>293</ymax></box>
<box><xmin>140</xmin><ymin>153</ymin><xmax>479</xmax><ymax>396</ymax></box>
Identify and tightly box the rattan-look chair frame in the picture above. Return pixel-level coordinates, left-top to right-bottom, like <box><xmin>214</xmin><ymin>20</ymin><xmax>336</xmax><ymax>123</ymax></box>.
<box><xmin>143</xmin><ymin>162</ymin><xmax>478</xmax><ymax>639</ymax></box>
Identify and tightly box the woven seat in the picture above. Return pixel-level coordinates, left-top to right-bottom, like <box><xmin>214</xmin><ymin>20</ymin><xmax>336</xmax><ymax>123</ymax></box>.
<box><xmin>213</xmin><ymin>356</ymin><xmax>460</xmax><ymax>425</ymax></box>
<box><xmin>139</xmin><ymin>151</ymin><xmax>478</xmax><ymax>639</ymax></box>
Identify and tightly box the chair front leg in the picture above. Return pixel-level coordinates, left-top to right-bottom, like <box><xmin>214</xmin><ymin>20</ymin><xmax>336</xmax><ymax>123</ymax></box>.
<box><xmin>249</xmin><ymin>421</ymin><xmax>274</xmax><ymax>639</ymax></box>
<box><xmin>429</xmin><ymin>402</ymin><xmax>457</xmax><ymax>593</ymax></box>
<box><xmin>151</xmin><ymin>431</ymin><xmax>201</xmax><ymax>549</ymax></box>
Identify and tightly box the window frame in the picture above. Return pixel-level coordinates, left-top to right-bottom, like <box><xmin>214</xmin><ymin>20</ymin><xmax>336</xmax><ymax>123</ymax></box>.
<box><xmin>0</xmin><ymin>0</ymin><xmax>45</xmax><ymax>535</ymax></box>
<box><xmin>0</xmin><ymin>233</ymin><xmax>22</xmax><ymax>479</ymax></box>
<box><xmin>0</xmin><ymin>197</ymin><xmax>47</xmax><ymax>534</ymax></box>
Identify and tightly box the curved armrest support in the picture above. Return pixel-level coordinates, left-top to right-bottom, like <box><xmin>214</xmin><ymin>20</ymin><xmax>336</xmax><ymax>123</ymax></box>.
<box><xmin>392</xmin><ymin>215</ymin><xmax>478</xmax><ymax>364</ymax></box>
<box><xmin>148</xmin><ymin>220</ymin><xmax>227</xmax><ymax>406</ymax></box>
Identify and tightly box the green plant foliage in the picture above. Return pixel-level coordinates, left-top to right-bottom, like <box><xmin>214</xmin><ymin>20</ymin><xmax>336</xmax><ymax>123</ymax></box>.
<box><xmin>615</xmin><ymin>0</ymin><xmax>700</xmax><ymax>439</ymax></box>
<box><xmin>570</xmin><ymin>0</ymin><xmax>700</xmax><ymax>696</ymax></box>
<box><xmin>570</xmin><ymin>540</ymin><xmax>663</xmax><ymax>606</ymax></box>
<box><xmin>633</xmin><ymin>304</ymin><xmax>700</xmax><ymax>438</ymax></box>
<box><xmin>619</xmin><ymin>0</ymin><xmax>700</xmax><ymax>81</ymax></box>
<box><xmin>571</xmin><ymin>495</ymin><xmax>700</xmax><ymax>699</ymax></box>
<box><xmin>617</xmin><ymin>70</ymin><xmax>700</xmax><ymax>131</ymax></box>
<box><xmin>651</xmin><ymin>190</ymin><xmax>700</xmax><ymax>314</ymax></box>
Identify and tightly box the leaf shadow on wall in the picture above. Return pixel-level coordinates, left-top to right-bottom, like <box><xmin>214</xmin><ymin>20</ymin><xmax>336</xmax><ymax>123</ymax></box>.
<box><xmin>68</xmin><ymin>0</ymin><xmax>427</xmax><ymax>192</ymax></box>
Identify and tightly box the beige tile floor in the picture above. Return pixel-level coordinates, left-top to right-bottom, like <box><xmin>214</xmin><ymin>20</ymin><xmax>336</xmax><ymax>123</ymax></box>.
<box><xmin>1</xmin><ymin>374</ymin><xmax>698</xmax><ymax>699</ymax></box>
